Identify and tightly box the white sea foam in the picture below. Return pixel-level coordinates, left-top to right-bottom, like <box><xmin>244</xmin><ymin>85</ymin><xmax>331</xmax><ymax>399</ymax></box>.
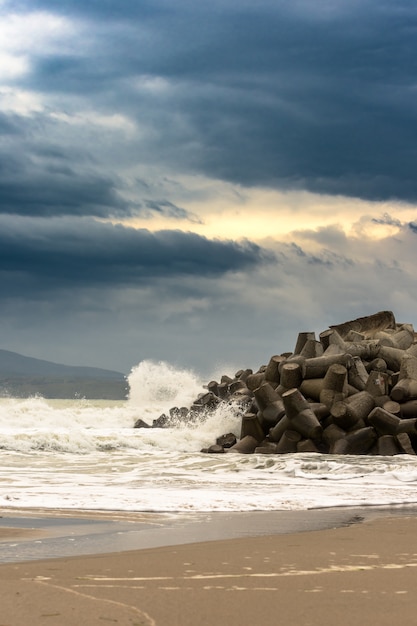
<box><xmin>127</xmin><ymin>360</ymin><xmax>205</xmax><ymax>420</ymax></box>
<box><xmin>1</xmin><ymin>360</ymin><xmax>417</xmax><ymax>512</ymax></box>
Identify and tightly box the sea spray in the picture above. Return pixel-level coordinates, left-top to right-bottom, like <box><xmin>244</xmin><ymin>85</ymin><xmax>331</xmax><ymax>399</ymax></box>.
<box><xmin>0</xmin><ymin>360</ymin><xmax>242</xmax><ymax>454</ymax></box>
<box><xmin>128</xmin><ymin>360</ymin><xmax>205</xmax><ymax>420</ymax></box>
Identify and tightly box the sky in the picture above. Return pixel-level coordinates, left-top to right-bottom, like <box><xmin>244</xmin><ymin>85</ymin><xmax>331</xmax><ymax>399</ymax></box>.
<box><xmin>1</xmin><ymin>0</ymin><xmax>417</xmax><ymax>378</ymax></box>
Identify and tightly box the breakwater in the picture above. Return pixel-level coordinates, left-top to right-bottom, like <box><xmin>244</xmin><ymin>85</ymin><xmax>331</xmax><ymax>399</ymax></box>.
<box><xmin>136</xmin><ymin>311</ymin><xmax>417</xmax><ymax>456</ymax></box>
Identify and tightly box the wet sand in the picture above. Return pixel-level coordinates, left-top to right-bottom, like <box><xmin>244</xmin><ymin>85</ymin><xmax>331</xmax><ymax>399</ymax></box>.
<box><xmin>1</xmin><ymin>509</ymin><xmax>417</xmax><ymax>625</ymax></box>
<box><xmin>1</xmin><ymin>515</ymin><xmax>417</xmax><ymax>625</ymax></box>
<box><xmin>1</xmin><ymin>505</ymin><xmax>414</xmax><ymax>563</ymax></box>
<box><xmin>0</xmin><ymin>527</ymin><xmax>47</xmax><ymax>542</ymax></box>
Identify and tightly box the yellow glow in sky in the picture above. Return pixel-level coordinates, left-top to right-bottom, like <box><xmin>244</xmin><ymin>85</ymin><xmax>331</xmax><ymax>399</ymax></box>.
<box><xmin>119</xmin><ymin>178</ymin><xmax>417</xmax><ymax>244</ymax></box>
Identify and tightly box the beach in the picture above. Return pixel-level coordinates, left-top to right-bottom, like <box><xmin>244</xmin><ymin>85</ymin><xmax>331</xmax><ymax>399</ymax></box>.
<box><xmin>2</xmin><ymin>390</ymin><xmax>417</xmax><ymax>624</ymax></box>
<box><xmin>1</xmin><ymin>511</ymin><xmax>417</xmax><ymax>625</ymax></box>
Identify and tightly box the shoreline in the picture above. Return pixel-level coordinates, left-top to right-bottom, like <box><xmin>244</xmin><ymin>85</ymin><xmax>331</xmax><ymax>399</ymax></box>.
<box><xmin>1</xmin><ymin>503</ymin><xmax>417</xmax><ymax>564</ymax></box>
<box><xmin>1</xmin><ymin>513</ymin><xmax>417</xmax><ymax>625</ymax></box>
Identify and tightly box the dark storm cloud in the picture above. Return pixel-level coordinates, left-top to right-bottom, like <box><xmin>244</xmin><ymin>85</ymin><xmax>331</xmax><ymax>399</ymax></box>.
<box><xmin>0</xmin><ymin>112</ymin><xmax>203</xmax><ymax>220</ymax></box>
<box><xmin>2</xmin><ymin>0</ymin><xmax>417</xmax><ymax>376</ymax></box>
<box><xmin>9</xmin><ymin>0</ymin><xmax>417</xmax><ymax>204</ymax></box>
<box><xmin>0</xmin><ymin>167</ymin><xmax>128</xmax><ymax>218</ymax></box>
<box><xmin>0</xmin><ymin>216</ymin><xmax>271</xmax><ymax>293</ymax></box>
<box><xmin>0</xmin><ymin>110</ymin><xmax>131</xmax><ymax>217</ymax></box>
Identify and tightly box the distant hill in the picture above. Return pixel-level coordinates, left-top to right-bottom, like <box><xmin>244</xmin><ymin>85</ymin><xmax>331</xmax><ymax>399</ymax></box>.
<box><xmin>0</xmin><ymin>349</ymin><xmax>129</xmax><ymax>400</ymax></box>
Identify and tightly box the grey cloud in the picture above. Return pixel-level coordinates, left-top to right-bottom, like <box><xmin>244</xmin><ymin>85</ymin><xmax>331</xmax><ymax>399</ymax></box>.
<box><xmin>144</xmin><ymin>200</ymin><xmax>202</xmax><ymax>223</ymax></box>
<box><xmin>0</xmin><ymin>168</ymin><xmax>128</xmax><ymax>218</ymax></box>
<box><xmin>2</xmin><ymin>0</ymin><xmax>417</xmax><ymax>374</ymax></box>
<box><xmin>0</xmin><ymin>216</ymin><xmax>272</xmax><ymax>294</ymax></box>
<box><xmin>3</xmin><ymin>1</ymin><xmax>417</xmax><ymax>205</ymax></box>
<box><xmin>0</xmin><ymin>113</ymin><xmax>130</xmax><ymax>218</ymax></box>
<box><xmin>0</xmin><ymin>113</ymin><xmax>22</xmax><ymax>136</ymax></box>
<box><xmin>31</xmin><ymin>3</ymin><xmax>417</xmax><ymax>201</ymax></box>
<box><xmin>16</xmin><ymin>0</ymin><xmax>170</xmax><ymax>20</ymax></box>
<box><xmin>1</xmin><ymin>215</ymin><xmax>416</xmax><ymax>374</ymax></box>
<box><xmin>290</xmin><ymin>243</ymin><xmax>307</xmax><ymax>258</ymax></box>
<box><xmin>288</xmin><ymin>242</ymin><xmax>353</xmax><ymax>268</ymax></box>
<box><xmin>0</xmin><ymin>113</ymin><xmax>189</xmax><ymax>220</ymax></box>
<box><xmin>372</xmin><ymin>213</ymin><xmax>403</xmax><ymax>227</ymax></box>
<box><xmin>292</xmin><ymin>225</ymin><xmax>348</xmax><ymax>248</ymax></box>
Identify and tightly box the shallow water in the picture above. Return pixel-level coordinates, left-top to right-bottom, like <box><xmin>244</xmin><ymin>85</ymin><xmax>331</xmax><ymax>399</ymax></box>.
<box><xmin>2</xmin><ymin>505</ymin><xmax>416</xmax><ymax>563</ymax></box>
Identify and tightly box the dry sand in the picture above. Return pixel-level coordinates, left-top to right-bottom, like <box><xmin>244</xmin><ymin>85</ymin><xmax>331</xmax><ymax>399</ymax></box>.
<box><xmin>1</xmin><ymin>515</ymin><xmax>417</xmax><ymax>625</ymax></box>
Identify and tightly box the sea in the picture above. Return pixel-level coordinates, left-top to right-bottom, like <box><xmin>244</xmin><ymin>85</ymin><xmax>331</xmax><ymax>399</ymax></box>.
<box><xmin>1</xmin><ymin>359</ymin><xmax>417</xmax><ymax>514</ymax></box>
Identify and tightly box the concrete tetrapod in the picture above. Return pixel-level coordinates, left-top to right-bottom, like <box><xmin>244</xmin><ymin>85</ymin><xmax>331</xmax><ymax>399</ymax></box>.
<box><xmin>281</xmin><ymin>388</ymin><xmax>323</xmax><ymax>440</ymax></box>
<box><xmin>144</xmin><ymin>310</ymin><xmax>417</xmax><ymax>458</ymax></box>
